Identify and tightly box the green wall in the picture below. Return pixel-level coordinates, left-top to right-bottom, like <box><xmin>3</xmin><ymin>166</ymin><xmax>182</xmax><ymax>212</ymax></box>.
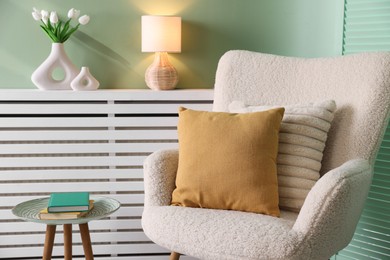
<box><xmin>0</xmin><ymin>0</ymin><xmax>344</xmax><ymax>89</ymax></box>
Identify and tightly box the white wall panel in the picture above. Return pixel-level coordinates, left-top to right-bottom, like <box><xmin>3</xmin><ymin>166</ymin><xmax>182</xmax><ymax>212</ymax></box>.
<box><xmin>0</xmin><ymin>89</ymin><xmax>213</xmax><ymax>259</ymax></box>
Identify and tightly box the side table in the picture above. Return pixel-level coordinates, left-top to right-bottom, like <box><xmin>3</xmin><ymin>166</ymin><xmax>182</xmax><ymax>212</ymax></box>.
<box><xmin>12</xmin><ymin>196</ymin><xmax>120</xmax><ymax>260</ymax></box>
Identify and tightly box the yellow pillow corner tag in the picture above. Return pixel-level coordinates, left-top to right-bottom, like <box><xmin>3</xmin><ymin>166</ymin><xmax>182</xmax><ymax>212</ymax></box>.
<box><xmin>178</xmin><ymin>106</ymin><xmax>188</xmax><ymax>113</ymax></box>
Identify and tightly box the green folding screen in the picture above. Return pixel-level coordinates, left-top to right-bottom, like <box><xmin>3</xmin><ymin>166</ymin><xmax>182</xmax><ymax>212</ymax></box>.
<box><xmin>334</xmin><ymin>0</ymin><xmax>390</xmax><ymax>259</ymax></box>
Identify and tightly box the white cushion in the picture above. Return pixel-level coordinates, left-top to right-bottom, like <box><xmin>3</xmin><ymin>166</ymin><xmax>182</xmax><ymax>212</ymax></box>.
<box><xmin>142</xmin><ymin>206</ymin><xmax>300</xmax><ymax>260</ymax></box>
<box><xmin>229</xmin><ymin>100</ymin><xmax>336</xmax><ymax>211</ymax></box>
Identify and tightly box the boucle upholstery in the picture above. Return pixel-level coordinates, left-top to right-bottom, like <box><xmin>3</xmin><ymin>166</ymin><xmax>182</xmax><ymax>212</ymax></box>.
<box><xmin>229</xmin><ymin>100</ymin><xmax>336</xmax><ymax>211</ymax></box>
<box><xmin>143</xmin><ymin>157</ymin><xmax>371</xmax><ymax>259</ymax></box>
<box><xmin>142</xmin><ymin>51</ymin><xmax>390</xmax><ymax>259</ymax></box>
<box><xmin>214</xmin><ymin>51</ymin><xmax>390</xmax><ymax>174</ymax></box>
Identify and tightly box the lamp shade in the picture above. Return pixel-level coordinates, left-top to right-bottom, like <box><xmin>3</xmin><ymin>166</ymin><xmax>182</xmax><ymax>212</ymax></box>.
<box><xmin>142</xmin><ymin>15</ymin><xmax>181</xmax><ymax>53</ymax></box>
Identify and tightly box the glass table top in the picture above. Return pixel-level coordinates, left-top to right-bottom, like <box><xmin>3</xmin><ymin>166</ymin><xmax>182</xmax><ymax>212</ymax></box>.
<box><xmin>12</xmin><ymin>196</ymin><xmax>121</xmax><ymax>225</ymax></box>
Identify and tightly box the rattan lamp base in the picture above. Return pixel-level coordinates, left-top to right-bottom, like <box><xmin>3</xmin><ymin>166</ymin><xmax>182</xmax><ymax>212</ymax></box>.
<box><xmin>145</xmin><ymin>52</ymin><xmax>178</xmax><ymax>90</ymax></box>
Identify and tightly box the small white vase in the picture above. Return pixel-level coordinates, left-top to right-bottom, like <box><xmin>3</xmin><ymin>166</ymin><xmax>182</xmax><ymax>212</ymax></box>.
<box><xmin>70</xmin><ymin>67</ymin><xmax>100</xmax><ymax>91</ymax></box>
<box><xmin>31</xmin><ymin>43</ymin><xmax>79</xmax><ymax>90</ymax></box>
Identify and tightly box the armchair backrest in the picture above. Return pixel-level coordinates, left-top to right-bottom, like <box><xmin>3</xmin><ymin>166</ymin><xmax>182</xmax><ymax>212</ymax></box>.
<box><xmin>213</xmin><ymin>50</ymin><xmax>390</xmax><ymax>174</ymax></box>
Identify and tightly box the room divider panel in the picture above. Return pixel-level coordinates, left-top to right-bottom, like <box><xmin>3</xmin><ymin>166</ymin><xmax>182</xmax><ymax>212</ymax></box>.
<box><xmin>0</xmin><ymin>89</ymin><xmax>213</xmax><ymax>259</ymax></box>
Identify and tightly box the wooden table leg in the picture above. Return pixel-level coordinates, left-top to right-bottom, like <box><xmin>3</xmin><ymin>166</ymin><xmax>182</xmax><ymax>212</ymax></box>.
<box><xmin>170</xmin><ymin>252</ymin><xmax>181</xmax><ymax>260</ymax></box>
<box><xmin>79</xmin><ymin>223</ymin><xmax>94</xmax><ymax>260</ymax></box>
<box><xmin>63</xmin><ymin>224</ymin><xmax>72</xmax><ymax>260</ymax></box>
<box><xmin>43</xmin><ymin>225</ymin><xmax>56</xmax><ymax>260</ymax></box>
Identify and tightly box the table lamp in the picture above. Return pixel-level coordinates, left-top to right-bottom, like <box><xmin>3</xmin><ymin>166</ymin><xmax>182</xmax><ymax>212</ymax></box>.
<box><xmin>142</xmin><ymin>15</ymin><xmax>181</xmax><ymax>90</ymax></box>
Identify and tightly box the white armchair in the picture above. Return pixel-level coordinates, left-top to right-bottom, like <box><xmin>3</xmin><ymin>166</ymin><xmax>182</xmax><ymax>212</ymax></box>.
<box><xmin>142</xmin><ymin>51</ymin><xmax>390</xmax><ymax>259</ymax></box>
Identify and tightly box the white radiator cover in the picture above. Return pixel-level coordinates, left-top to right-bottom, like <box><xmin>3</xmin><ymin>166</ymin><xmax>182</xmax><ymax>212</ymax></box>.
<box><xmin>0</xmin><ymin>89</ymin><xmax>213</xmax><ymax>259</ymax></box>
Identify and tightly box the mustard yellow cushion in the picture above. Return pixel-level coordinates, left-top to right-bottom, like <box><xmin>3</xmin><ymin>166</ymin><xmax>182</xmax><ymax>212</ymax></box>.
<box><xmin>171</xmin><ymin>107</ymin><xmax>285</xmax><ymax>217</ymax></box>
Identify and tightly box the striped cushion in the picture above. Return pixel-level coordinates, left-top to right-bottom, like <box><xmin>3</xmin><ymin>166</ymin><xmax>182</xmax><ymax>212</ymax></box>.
<box><xmin>229</xmin><ymin>100</ymin><xmax>336</xmax><ymax>212</ymax></box>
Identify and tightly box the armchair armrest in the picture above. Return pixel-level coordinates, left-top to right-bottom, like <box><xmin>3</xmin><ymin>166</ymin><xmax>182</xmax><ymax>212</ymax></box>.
<box><xmin>143</xmin><ymin>149</ymin><xmax>179</xmax><ymax>207</ymax></box>
<box><xmin>292</xmin><ymin>159</ymin><xmax>373</xmax><ymax>257</ymax></box>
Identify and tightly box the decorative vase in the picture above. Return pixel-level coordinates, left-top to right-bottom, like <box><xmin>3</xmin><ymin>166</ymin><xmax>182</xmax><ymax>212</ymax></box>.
<box><xmin>70</xmin><ymin>66</ymin><xmax>100</xmax><ymax>91</ymax></box>
<box><xmin>31</xmin><ymin>43</ymin><xmax>79</xmax><ymax>90</ymax></box>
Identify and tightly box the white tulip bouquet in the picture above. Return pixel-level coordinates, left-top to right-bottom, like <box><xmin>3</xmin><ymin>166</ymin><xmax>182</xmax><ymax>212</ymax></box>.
<box><xmin>32</xmin><ymin>7</ymin><xmax>90</xmax><ymax>43</ymax></box>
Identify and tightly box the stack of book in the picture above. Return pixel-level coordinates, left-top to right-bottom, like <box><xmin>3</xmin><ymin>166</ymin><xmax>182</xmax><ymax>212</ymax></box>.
<box><xmin>39</xmin><ymin>192</ymin><xmax>94</xmax><ymax>220</ymax></box>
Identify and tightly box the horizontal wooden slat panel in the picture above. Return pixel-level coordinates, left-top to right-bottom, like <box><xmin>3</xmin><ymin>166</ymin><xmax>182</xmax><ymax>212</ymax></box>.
<box><xmin>51</xmin><ymin>256</ymin><xmax>188</xmax><ymax>260</ymax></box>
<box><xmin>0</xmin><ymin>142</ymin><xmax>178</xmax><ymax>154</ymax></box>
<box><xmin>343</xmin><ymin>44</ymin><xmax>390</xmax><ymax>53</ymax></box>
<box><xmin>0</xmin><ymin>155</ymin><xmax>146</xmax><ymax>168</ymax></box>
<box><xmin>0</xmin><ymin>103</ymin><xmax>212</xmax><ymax>114</ymax></box>
<box><xmin>0</xmin><ymin>219</ymin><xmax>142</xmax><ymax>232</ymax></box>
<box><xmin>0</xmin><ymin>231</ymin><xmax>150</xmax><ymax>246</ymax></box>
<box><xmin>0</xmin><ymin>90</ymin><xmax>213</xmax><ymax>259</ymax></box>
<box><xmin>352</xmin><ymin>234</ymin><xmax>390</xmax><ymax>252</ymax></box>
<box><xmin>337</xmin><ymin>248</ymin><xmax>374</xmax><ymax>260</ymax></box>
<box><xmin>369</xmin><ymin>181</ymin><xmax>390</xmax><ymax>192</ymax></box>
<box><xmin>0</xmin><ymin>169</ymin><xmax>144</xmax><ymax>181</ymax></box>
<box><xmin>375</xmin><ymin>152</ymin><xmax>390</xmax><ymax>161</ymax></box>
<box><xmin>363</xmin><ymin>203</ymin><xmax>390</xmax><ymax>216</ymax></box>
<box><xmin>0</xmin><ymin>181</ymin><xmax>144</xmax><ymax>194</ymax></box>
<box><xmin>345</xmin><ymin>242</ymin><xmax>390</xmax><ymax>259</ymax></box>
<box><xmin>2</xmin><ymin>256</ymin><xmax>184</xmax><ymax>260</ymax></box>
<box><xmin>356</xmin><ymin>220</ymin><xmax>390</xmax><ymax>236</ymax></box>
<box><xmin>0</xmin><ymin>244</ymin><xmax>169</xmax><ymax>258</ymax></box>
<box><xmin>345</xmin><ymin>36</ymin><xmax>390</xmax><ymax>45</ymax></box>
<box><xmin>72</xmin><ymin>256</ymin><xmax>196</xmax><ymax>260</ymax></box>
<box><xmin>345</xmin><ymin>22</ymin><xmax>390</xmax><ymax>32</ymax></box>
<box><xmin>346</xmin><ymin>0</ymin><xmax>390</xmax><ymax>10</ymax></box>
<box><xmin>368</xmin><ymin>191</ymin><xmax>390</xmax><ymax>202</ymax></box>
<box><xmin>346</xmin><ymin>11</ymin><xmax>390</xmax><ymax>20</ymax></box>
<box><xmin>0</xmin><ymin>130</ymin><xmax>178</xmax><ymax>141</ymax></box>
<box><xmin>112</xmin><ymin>206</ymin><xmax>144</xmax><ymax>217</ymax></box>
<box><xmin>365</xmin><ymin>197</ymin><xmax>390</xmax><ymax>209</ymax></box>
<box><xmin>374</xmin><ymin>165</ymin><xmax>390</xmax><ymax>173</ymax></box>
<box><xmin>0</xmin><ymin>117</ymin><xmax>179</xmax><ymax>128</ymax></box>
<box><xmin>362</xmin><ymin>209</ymin><xmax>390</xmax><ymax>223</ymax></box>
<box><xmin>372</xmin><ymin>179</ymin><xmax>390</xmax><ymax>190</ymax></box>
<box><xmin>0</xmin><ymin>89</ymin><xmax>214</xmax><ymax>101</ymax></box>
<box><xmin>1</xmin><ymin>206</ymin><xmax>144</xmax><ymax>220</ymax></box>
<box><xmin>341</xmin><ymin>1</ymin><xmax>390</xmax><ymax>258</ymax></box>
<box><xmin>372</xmin><ymin>168</ymin><xmax>390</xmax><ymax>180</ymax></box>
<box><xmin>1</xmin><ymin>194</ymin><xmax>145</xmax><ymax>207</ymax></box>
<box><xmin>345</xmin><ymin>30</ymin><xmax>390</xmax><ymax>39</ymax></box>
<box><xmin>370</xmin><ymin>159</ymin><xmax>390</xmax><ymax>169</ymax></box>
<box><xmin>367</xmin><ymin>194</ymin><xmax>390</xmax><ymax>208</ymax></box>
<box><xmin>354</xmin><ymin>226</ymin><xmax>390</xmax><ymax>245</ymax></box>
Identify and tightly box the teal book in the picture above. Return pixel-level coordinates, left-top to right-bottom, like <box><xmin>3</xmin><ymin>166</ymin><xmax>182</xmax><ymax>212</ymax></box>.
<box><xmin>48</xmin><ymin>192</ymin><xmax>90</xmax><ymax>213</ymax></box>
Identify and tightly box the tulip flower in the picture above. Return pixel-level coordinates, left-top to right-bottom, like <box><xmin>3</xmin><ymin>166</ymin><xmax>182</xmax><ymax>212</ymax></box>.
<box><xmin>41</xmin><ymin>10</ymin><xmax>49</xmax><ymax>25</ymax></box>
<box><xmin>78</xmin><ymin>15</ymin><xmax>90</xmax><ymax>25</ymax></box>
<box><xmin>32</xmin><ymin>7</ymin><xmax>90</xmax><ymax>43</ymax></box>
<box><xmin>50</xmin><ymin>11</ymin><xmax>58</xmax><ymax>25</ymax></box>
<box><xmin>32</xmin><ymin>11</ymin><xmax>41</xmax><ymax>21</ymax></box>
<box><xmin>67</xmin><ymin>8</ymin><xmax>80</xmax><ymax>20</ymax></box>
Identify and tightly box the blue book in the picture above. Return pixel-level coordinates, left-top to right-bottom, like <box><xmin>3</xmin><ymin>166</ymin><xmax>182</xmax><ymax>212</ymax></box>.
<box><xmin>48</xmin><ymin>192</ymin><xmax>90</xmax><ymax>213</ymax></box>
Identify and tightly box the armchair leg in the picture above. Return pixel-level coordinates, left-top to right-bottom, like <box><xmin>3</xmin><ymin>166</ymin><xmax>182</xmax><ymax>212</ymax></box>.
<box><xmin>170</xmin><ymin>251</ymin><xmax>181</xmax><ymax>260</ymax></box>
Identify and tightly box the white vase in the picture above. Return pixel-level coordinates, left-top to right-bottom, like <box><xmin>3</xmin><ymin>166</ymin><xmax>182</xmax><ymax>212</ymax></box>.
<box><xmin>70</xmin><ymin>66</ymin><xmax>100</xmax><ymax>91</ymax></box>
<box><xmin>31</xmin><ymin>43</ymin><xmax>79</xmax><ymax>90</ymax></box>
